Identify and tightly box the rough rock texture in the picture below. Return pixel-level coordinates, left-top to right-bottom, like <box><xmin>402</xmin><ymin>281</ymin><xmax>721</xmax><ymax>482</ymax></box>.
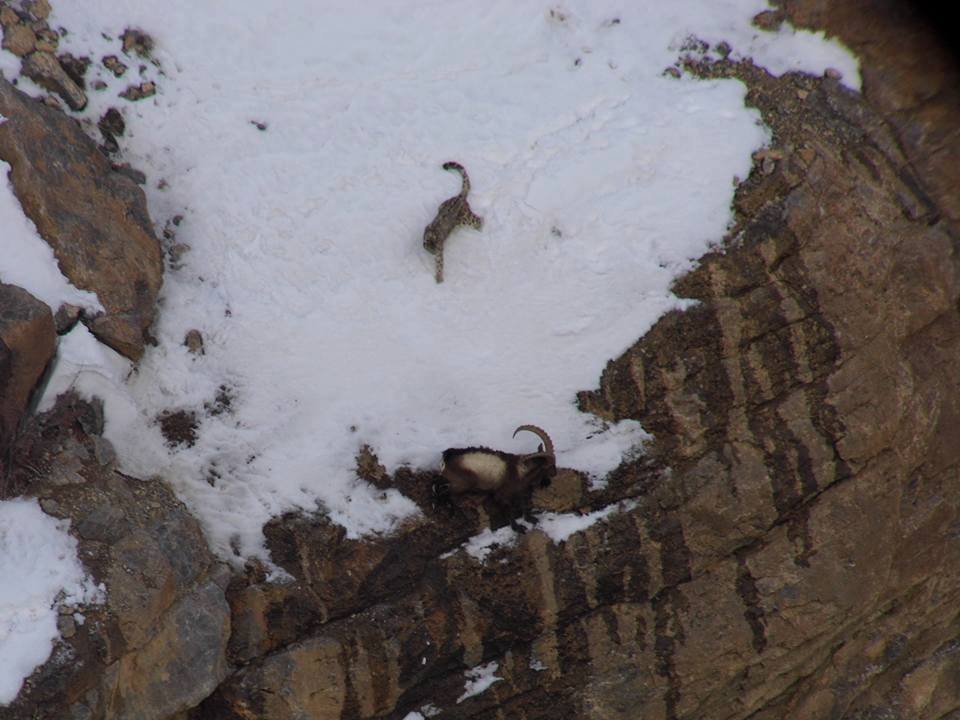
<box><xmin>21</xmin><ymin>50</ymin><xmax>86</xmax><ymax>110</ymax></box>
<box><xmin>1</xmin><ymin>394</ymin><xmax>231</xmax><ymax>720</ymax></box>
<box><xmin>0</xmin><ymin>282</ymin><xmax>54</xmax><ymax>486</ymax></box>
<box><xmin>781</xmin><ymin>0</ymin><xmax>960</xmax><ymax>226</ymax></box>
<box><xmin>572</xmin><ymin>67</ymin><xmax>960</xmax><ymax>719</ymax></box>
<box><xmin>0</xmin><ymin>21</ymin><xmax>34</xmax><ymax>56</ymax></box>
<box><xmin>0</xmin><ymin>74</ymin><xmax>162</xmax><ymax>360</ymax></box>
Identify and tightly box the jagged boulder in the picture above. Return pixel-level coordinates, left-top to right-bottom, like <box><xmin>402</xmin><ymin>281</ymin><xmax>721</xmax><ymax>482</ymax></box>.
<box><xmin>2</xmin><ymin>395</ymin><xmax>231</xmax><ymax>719</ymax></box>
<box><xmin>0</xmin><ymin>282</ymin><xmax>54</xmax><ymax>484</ymax></box>
<box><xmin>0</xmin><ymin>75</ymin><xmax>162</xmax><ymax>360</ymax></box>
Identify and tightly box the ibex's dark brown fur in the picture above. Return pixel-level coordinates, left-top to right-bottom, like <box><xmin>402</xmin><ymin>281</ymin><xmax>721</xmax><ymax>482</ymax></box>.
<box><xmin>434</xmin><ymin>425</ymin><xmax>556</xmax><ymax>521</ymax></box>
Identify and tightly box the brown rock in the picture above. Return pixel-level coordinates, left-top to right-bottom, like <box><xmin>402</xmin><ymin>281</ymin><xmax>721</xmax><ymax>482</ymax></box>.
<box><xmin>0</xmin><ymin>6</ymin><xmax>20</xmax><ymax>27</ymax></box>
<box><xmin>20</xmin><ymin>50</ymin><xmax>86</xmax><ymax>110</ymax></box>
<box><xmin>574</xmin><ymin>52</ymin><xmax>960</xmax><ymax>720</ymax></box>
<box><xmin>0</xmin><ymin>283</ymin><xmax>54</xmax><ymax>485</ymax></box>
<box><xmin>169</xmin><ymin>242</ymin><xmax>191</xmax><ymax>267</ymax></box>
<box><xmin>25</xmin><ymin>0</ymin><xmax>51</xmax><ymax>20</ymax></box>
<box><xmin>102</xmin><ymin>54</ymin><xmax>128</xmax><ymax>77</ymax></box>
<box><xmin>57</xmin><ymin>52</ymin><xmax>90</xmax><ymax>88</ymax></box>
<box><xmin>110</xmin><ymin>579</ymin><xmax>230</xmax><ymax>719</ymax></box>
<box><xmin>120</xmin><ymin>27</ymin><xmax>154</xmax><ymax>58</ymax></box>
<box><xmin>53</xmin><ymin>303</ymin><xmax>82</xmax><ymax>334</ymax></box>
<box><xmin>225</xmin><ymin>576</ymin><xmax>325</xmax><ymax>664</ymax></box>
<box><xmin>184</xmin><ymin>329</ymin><xmax>204</xmax><ymax>355</ymax></box>
<box><xmin>752</xmin><ymin>9</ymin><xmax>784</xmax><ymax>30</ymax></box>
<box><xmin>0</xmin><ymin>74</ymin><xmax>163</xmax><ymax>360</ymax></box>
<box><xmin>3</xmin><ymin>393</ymin><xmax>231</xmax><ymax>718</ymax></box>
<box><xmin>157</xmin><ymin>409</ymin><xmax>198</xmax><ymax>448</ymax></box>
<box><xmin>1</xmin><ymin>22</ymin><xmax>36</xmax><ymax>56</ymax></box>
<box><xmin>109</xmin><ymin>162</ymin><xmax>146</xmax><ymax>185</ymax></box>
<box><xmin>208</xmin><ymin>636</ymin><xmax>347</xmax><ymax>719</ymax></box>
<box><xmin>782</xmin><ymin>0</ymin><xmax>960</xmax><ymax>224</ymax></box>
<box><xmin>56</xmin><ymin>613</ymin><xmax>76</xmax><ymax>639</ymax></box>
<box><xmin>33</xmin><ymin>26</ymin><xmax>56</xmax><ymax>53</ymax></box>
<box><xmin>119</xmin><ymin>80</ymin><xmax>156</xmax><ymax>101</ymax></box>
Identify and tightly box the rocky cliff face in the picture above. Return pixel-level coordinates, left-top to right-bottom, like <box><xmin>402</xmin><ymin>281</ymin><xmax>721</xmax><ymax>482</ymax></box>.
<box><xmin>2</xmin><ymin>1</ymin><xmax>960</xmax><ymax>719</ymax></box>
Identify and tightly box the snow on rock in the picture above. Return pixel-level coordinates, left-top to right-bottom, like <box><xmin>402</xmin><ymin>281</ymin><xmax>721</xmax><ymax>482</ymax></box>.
<box><xmin>457</xmin><ymin>661</ymin><xmax>504</xmax><ymax>703</ymax></box>
<box><xmin>10</xmin><ymin>1</ymin><xmax>859</xmax><ymax>561</ymax></box>
<box><xmin>0</xmin><ymin>498</ymin><xmax>104</xmax><ymax>706</ymax></box>
<box><xmin>0</xmin><ymin>161</ymin><xmax>102</xmax><ymax>314</ymax></box>
<box><xmin>443</xmin><ymin>524</ymin><xmax>520</xmax><ymax>562</ymax></box>
<box><xmin>536</xmin><ymin>500</ymin><xmax>640</xmax><ymax>543</ymax></box>
<box><xmin>444</xmin><ymin>499</ymin><xmax>640</xmax><ymax>561</ymax></box>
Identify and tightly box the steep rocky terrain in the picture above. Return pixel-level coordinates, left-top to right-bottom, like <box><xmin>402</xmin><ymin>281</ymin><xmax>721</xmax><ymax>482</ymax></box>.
<box><xmin>2</xmin><ymin>1</ymin><xmax>960</xmax><ymax>718</ymax></box>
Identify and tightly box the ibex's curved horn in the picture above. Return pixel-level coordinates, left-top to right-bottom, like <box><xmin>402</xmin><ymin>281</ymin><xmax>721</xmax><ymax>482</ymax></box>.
<box><xmin>513</xmin><ymin>425</ymin><xmax>555</xmax><ymax>459</ymax></box>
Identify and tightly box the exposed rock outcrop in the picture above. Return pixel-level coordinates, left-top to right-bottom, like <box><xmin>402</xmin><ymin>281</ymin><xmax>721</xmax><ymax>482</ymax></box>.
<box><xmin>20</xmin><ymin>50</ymin><xmax>86</xmax><ymax>110</ymax></box>
<box><xmin>0</xmin><ymin>282</ymin><xmax>53</xmax><ymax>485</ymax></box>
<box><xmin>781</xmin><ymin>0</ymin><xmax>960</xmax><ymax>225</ymax></box>
<box><xmin>0</xmin><ymin>74</ymin><xmax>162</xmax><ymax>360</ymax></box>
<box><xmin>2</xmin><ymin>394</ymin><xmax>231</xmax><ymax>720</ymax></box>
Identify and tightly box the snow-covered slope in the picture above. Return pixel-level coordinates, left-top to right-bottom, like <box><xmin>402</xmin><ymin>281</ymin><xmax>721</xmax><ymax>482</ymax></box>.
<box><xmin>0</xmin><ymin>499</ymin><xmax>103</xmax><ymax>704</ymax></box>
<box><xmin>3</xmin><ymin>1</ymin><xmax>858</xmax><ymax>563</ymax></box>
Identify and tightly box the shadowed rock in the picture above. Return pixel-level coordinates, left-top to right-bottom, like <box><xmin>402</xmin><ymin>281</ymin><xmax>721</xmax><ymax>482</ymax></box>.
<box><xmin>2</xmin><ymin>394</ymin><xmax>231</xmax><ymax>719</ymax></box>
<box><xmin>20</xmin><ymin>50</ymin><xmax>86</xmax><ymax>110</ymax></box>
<box><xmin>0</xmin><ymin>283</ymin><xmax>54</xmax><ymax>487</ymax></box>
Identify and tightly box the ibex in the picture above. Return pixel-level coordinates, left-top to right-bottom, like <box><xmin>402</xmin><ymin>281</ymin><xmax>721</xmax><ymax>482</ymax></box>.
<box><xmin>434</xmin><ymin>425</ymin><xmax>557</xmax><ymax>522</ymax></box>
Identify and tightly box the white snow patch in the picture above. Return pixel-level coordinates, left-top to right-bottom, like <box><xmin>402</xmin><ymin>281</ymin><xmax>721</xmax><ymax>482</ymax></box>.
<box><xmin>443</xmin><ymin>525</ymin><xmax>520</xmax><ymax>562</ymax></box>
<box><xmin>401</xmin><ymin>703</ymin><xmax>440</xmax><ymax>720</ymax></box>
<box><xmin>37</xmin><ymin>324</ymin><xmax>134</xmax><ymax>415</ymax></box>
<box><xmin>536</xmin><ymin>499</ymin><xmax>640</xmax><ymax>544</ymax></box>
<box><xmin>713</xmin><ymin>24</ymin><xmax>859</xmax><ymax>88</ymax></box>
<box><xmin>10</xmin><ymin>1</ymin><xmax>860</xmax><ymax>562</ymax></box>
<box><xmin>0</xmin><ymin>161</ymin><xmax>103</xmax><ymax>313</ymax></box>
<box><xmin>444</xmin><ymin>499</ymin><xmax>638</xmax><ymax>560</ymax></box>
<box><xmin>0</xmin><ymin>498</ymin><xmax>104</xmax><ymax>706</ymax></box>
<box><xmin>457</xmin><ymin>661</ymin><xmax>504</xmax><ymax>703</ymax></box>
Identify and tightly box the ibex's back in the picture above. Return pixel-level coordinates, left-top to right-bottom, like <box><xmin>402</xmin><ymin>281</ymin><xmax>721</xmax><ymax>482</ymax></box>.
<box><xmin>441</xmin><ymin>447</ymin><xmax>510</xmax><ymax>493</ymax></box>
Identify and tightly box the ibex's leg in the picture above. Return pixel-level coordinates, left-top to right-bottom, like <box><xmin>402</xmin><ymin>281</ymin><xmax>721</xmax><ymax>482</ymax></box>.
<box><xmin>431</xmin><ymin>478</ymin><xmax>452</xmax><ymax>509</ymax></box>
<box><xmin>434</xmin><ymin>250</ymin><xmax>444</xmax><ymax>283</ymax></box>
